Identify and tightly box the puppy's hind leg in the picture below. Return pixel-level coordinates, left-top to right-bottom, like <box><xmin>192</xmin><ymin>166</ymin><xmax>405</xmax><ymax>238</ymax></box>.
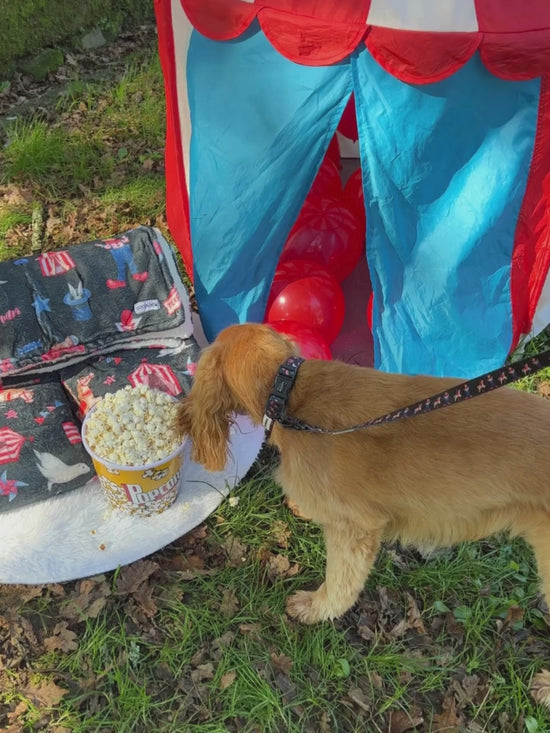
<box><xmin>521</xmin><ymin>512</ymin><xmax>550</xmax><ymax>613</ymax></box>
<box><xmin>286</xmin><ymin>522</ymin><xmax>382</xmax><ymax>624</ymax></box>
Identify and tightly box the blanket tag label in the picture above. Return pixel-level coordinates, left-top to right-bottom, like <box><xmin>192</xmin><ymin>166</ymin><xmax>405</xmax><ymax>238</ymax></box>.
<box><xmin>134</xmin><ymin>299</ymin><xmax>160</xmax><ymax>315</ymax></box>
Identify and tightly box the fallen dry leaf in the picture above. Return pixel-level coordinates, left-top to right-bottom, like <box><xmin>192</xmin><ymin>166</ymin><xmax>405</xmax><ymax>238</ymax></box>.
<box><xmin>496</xmin><ymin>605</ymin><xmax>524</xmax><ymax>634</ymax></box>
<box><xmin>43</xmin><ymin>621</ymin><xmax>78</xmax><ymax>653</ymax></box>
<box><xmin>222</xmin><ymin>535</ymin><xmax>248</xmax><ymax>567</ymax></box>
<box><xmin>347</xmin><ymin>686</ymin><xmax>371</xmax><ymax>712</ymax></box>
<box><xmin>444</xmin><ymin>612</ymin><xmax>466</xmax><ymax>641</ymax></box>
<box><xmin>405</xmin><ymin>593</ymin><xmax>426</xmax><ymax>635</ymax></box>
<box><xmin>0</xmin><ymin>585</ymin><xmax>43</xmax><ymax>613</ymax></box>
<box><xmin>45</xmin><ymin>209</ymin><xmax>62</xmax><ymax>236</ymax></box>
<box><xmin>131</xmin><ymin>583</ymin><xmax>158</xmax><ymax>618</ymax></box>
<box><xmin>6</xmin><ymin>699</ymin><xmax>28</xmax><ymax>724</ymax></box>
<box><xmin>163</xmin><ymin>553</ymin><xmax>206</xmax><ymax>572</ymax></box>
<box><xmin>218</xmin><ymin>588</ymin><xmax>239</xmax><ymax>618</ymax></box>
<box><xmin>270</xmin><ymin>652</ymin><xmax>293</xmax><ymax>675</ymax></box>
<box><xmin>369</xmin><ymin>670</ymin><xmax>384</xmax><ymax>690</ymax></box>
<box><xmin>5</xmin><ymin>614</ymin><xmax>41</xmax><ymax>657</ymax></box>
<box><xmin>61</xmin><ymin>576</ymin><xmax>110</xmax><ymax>621</ymax></box>
<box><xmin>238</xmin><ymin>622</ymin><xmax>262</xmax><ymax>637</ymax></box>
<box><xmin>191</xmin><ymin>662</ymin><xmax>215</xmax><ymax>683</ymax></box>
<box><xmin>431</xmin><ymin>694</ymin><xmax>462</xmax><ymax>732</ymax></box>
<box><xmin>388</xmin><ymin>708</ymin><xmax>424</xmax><ymax>732</ymax></box>
<box><xmin>317</xmin><ymin>710</ymin><xmax>331</xmax><ymax>733</ymax></box>
<box><xmin>263</xmin><ymin>551</ymin><xmax>301</xmax><ymax>582</ymax></box>
<box><xmin>271</xmin><ymin>519</ymin><xmax>292</xmax><ymax>548</ymax></box>
<box><xmin>191</xmin><ymin>524</ymin><xmax>208</xmax><ymax>541</ymax></box>
<box><xmin>191</xmin><ymin>647</ymin><xmax>207</xmax><ymax>667</ymax></box>
<box><xmin>63</xmin><ymin>594</ymin><xmax>106</xmax><ymax>621</ymax></box>
<box><xmin>115</xmin><ymin>559</ymin><xmax>159</xmax><ymax>595</ymax></box>
<box><xmin>451</xmin><ymin>674</ymin><xmax>481</xmax><ymax>710</ymax></box>
<box><xmin>219</xmin><ymin>670</ymin><xmax>237</xmax><ymax>690</ymax></box>
<box><xmin>388</xmin><ymin>617</ymin><xmax>408</xmax><ymax>639</ymax></box>
<box><xmin>266</xmin><ymin>552</ymin><xmax>291</xmax><ymax>582</ymax></box>
<box><xmin>211</xmin><ymin>631</ymin><xmax>235</xmax><ymax>659</ymax></box>
<box><xmin>531</xmin><ymin>668</ymin><xmax>550</xmax><ymax>709</ymax></box>
<box><xmin>23</xmin><ymin>679</ymin><xmax>68</xmax><ymax>707</ymax></box>
<box><xmin>174</xmin><ymin>568</ymin><xmax>215</xmax><ymax>581</ymax></box>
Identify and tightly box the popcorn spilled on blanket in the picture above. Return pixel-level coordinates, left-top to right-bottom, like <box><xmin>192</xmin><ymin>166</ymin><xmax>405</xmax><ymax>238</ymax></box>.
<box><xmin>82</xmin><ymin>385</ymin><xmax>185</xmax><ymax>517</ymax></box>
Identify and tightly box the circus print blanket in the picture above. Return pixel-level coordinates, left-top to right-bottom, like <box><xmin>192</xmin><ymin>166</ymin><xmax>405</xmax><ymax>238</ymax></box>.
<box><xmin>0</xmin><ymin>226</ymin><xmax>200</xmax><ymax>513</ymax></box>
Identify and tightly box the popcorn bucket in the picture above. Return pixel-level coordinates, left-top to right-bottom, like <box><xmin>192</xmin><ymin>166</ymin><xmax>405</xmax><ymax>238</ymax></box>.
<box><xmin>81</xmin><ymin>406</ymin><xmax>185</xmax><ymax>518</ymax></box>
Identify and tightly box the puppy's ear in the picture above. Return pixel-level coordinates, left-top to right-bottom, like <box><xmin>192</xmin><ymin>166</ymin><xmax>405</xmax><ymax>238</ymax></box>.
<box><xmin>174</xmin><ymin>347</ymin><xmax>232</xmax><ymax>472</ymax></box>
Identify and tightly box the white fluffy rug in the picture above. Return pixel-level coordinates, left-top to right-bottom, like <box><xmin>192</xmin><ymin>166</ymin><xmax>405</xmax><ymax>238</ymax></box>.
<box><xmin>0</xmin><ymin>415</ymin><xmax>263</xmax><ymax>584</ymax></box>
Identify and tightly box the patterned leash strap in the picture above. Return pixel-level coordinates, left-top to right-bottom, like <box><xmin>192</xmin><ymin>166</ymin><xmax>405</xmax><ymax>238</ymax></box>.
<box><xmin>271</xmin><ymin>348</ymin><xmax>550</xmax><ymax>436</ymax></box>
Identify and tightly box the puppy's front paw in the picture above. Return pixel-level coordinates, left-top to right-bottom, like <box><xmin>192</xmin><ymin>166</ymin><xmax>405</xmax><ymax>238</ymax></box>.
<box><xmin>286</xmin><ymin>588</ymin><xmax>331</xmax><ymax>624</ymax></box>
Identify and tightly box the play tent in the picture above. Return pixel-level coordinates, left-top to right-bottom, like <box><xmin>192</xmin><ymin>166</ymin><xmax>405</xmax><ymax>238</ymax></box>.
<box><xmin>154</xmin><ymin>0</ymin><xmax>550</xmax><ymax>378</ymax></box>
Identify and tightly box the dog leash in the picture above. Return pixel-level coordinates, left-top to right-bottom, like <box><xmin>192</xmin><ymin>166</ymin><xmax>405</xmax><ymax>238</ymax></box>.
<box><xmin>262</xmin><ymin>349</ymin><xmax>550</xmax><ymax>438</ymax></box>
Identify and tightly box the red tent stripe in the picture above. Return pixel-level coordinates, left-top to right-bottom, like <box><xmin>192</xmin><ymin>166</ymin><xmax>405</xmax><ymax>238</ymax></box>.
<box><xmin>181</xmin><ymin>0</ymin><xmax>257</xmax><ymax>40</ymax></box>
<box><xmin>259</xmin><ymin>9</ymin><xmax>368</xmax><ymax>66</ymax></box>
<box><xmin>474</xmin><ymin>0</ymin><xmax>550</xmax><ymax>34</ymax></box>
<box><xmin>179</xmin><ymin>0</ymin><xmax>550</xmax><ymax>80</ymax></box>
<box><xmin>366</xmin><ymin>28</ymin><xmax>481</xmax><ymax>85</ymax></box>
<box><xmin>510</xmin><ymin>76</ymin><xmax>550</xmax><ymax>349</ymax></box>
<box><xmin>480</xmin><ymin>31</ymin><xmax>550</xmax><ymax>82</ymax></box>
<box><xmin>155</xmin><ymin>0</ymin><xmax>194</xmax><ymax>279</ymax></box>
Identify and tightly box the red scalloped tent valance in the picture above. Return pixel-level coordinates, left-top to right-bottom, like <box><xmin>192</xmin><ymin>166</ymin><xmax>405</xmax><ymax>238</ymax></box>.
<box><xmin>180</xmin><ymin>0</ymin><xmax>550</xmax><ymax>82</ymax></box>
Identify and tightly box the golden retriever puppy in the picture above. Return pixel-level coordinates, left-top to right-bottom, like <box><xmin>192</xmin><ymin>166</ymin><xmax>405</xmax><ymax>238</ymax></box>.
<box><xmin>175</xmin><ymin>323</ymin><xmax>550</xmax><ymax>624</ymax></box>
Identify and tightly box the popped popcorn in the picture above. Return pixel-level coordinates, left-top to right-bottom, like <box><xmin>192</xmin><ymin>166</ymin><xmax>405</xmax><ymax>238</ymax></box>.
<box><xmin>84</xmin><ymin>384</ymin><xmax>181</xmax><ymax>466</ymax></box>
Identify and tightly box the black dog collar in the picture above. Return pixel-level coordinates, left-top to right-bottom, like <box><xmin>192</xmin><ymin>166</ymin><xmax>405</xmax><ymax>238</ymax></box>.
<box><xmin>262</xmin><ymin>356</ymin><xmax>305</xmax><ymax>437</ymax></box>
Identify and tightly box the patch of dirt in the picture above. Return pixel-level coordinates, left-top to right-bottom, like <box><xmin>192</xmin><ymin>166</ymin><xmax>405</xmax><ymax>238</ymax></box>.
<box><xmin>0</xmin><ymin>24</ymin><xmax>158</xmax><ymax>126</ymax></box>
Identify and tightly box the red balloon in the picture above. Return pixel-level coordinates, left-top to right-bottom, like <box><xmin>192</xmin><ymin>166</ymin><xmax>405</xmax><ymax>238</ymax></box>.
<box><xmin>267</xmin><ymin>274</ymin><xmax>345</xmax><ymax>344</ymax></box>
<box><xmin>267</xmin><ymin>258</ymin><xmax>335</xmax><ymax>312</ymax></box>
<box><xmin>282</xmin><ymin>196</ymin><xmax>364</xmax><ymax>282</ymax></box>
<box><xmin>307</xmin><ymin>157</ymin><xmax>343</xmax><ymax>201</ymax></box>
<box><xmin>274</xmin><ymin>258</ymin><xmax>335</xmax><ymax>283</ymax></box>
<box><xmin>269</xmin><ymin>320</ymin><xmax>332</xmax><ymax>360</ymax></box>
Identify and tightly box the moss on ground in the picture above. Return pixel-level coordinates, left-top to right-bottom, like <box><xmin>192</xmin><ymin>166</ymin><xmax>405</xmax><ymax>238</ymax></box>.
<box><xmin>0</xmin><ymin>0</ymin><xmax>154</xmax><ymax>75</ymax></box>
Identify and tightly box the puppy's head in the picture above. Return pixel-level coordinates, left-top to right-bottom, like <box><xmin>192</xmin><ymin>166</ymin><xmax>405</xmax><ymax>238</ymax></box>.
<box><xmin>175</xmin><ymin>323</ymin><xmax>297</xmax><ymax>471</ymax></box>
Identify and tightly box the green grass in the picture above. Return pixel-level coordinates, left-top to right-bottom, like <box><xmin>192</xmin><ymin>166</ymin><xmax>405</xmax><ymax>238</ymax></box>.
<box><xmin>98</xmin><ymin>177</ymin><xmax>166</xmax><ymax>221</ymax></box>
<box><xmin>1</xmin><ymin>119</ymin><xmax>107</xmax><ymax>195</ymax></box>
<box><xmin>5</xmin><ymin>472</ymin><xmax>549</xmax><ymax>731</ymax></box>
<box><xmin>1</xmin><ymin>50</ymin><xmax>165</xmax><ymax>227</ymax></box>
<box><xmin>0</xmin><ymin>47</ymin><xmax>167</xmax><ymax>254</ymax></box>
<box><xmin>0</xmin><ymin>206</ymin><xmax>33</xmax><ymax>258</ymax></box>
<box><xmin>0</xmin><ymin>208</ymin><xmax>33</xmax><ymax>237</ymax></box>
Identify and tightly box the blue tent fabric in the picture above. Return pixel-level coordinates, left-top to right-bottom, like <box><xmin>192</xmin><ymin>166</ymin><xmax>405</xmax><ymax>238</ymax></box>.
<box><xmin>187</xmin><ymin>24</ymin><xmax>352</xmax><ymax>342</ymax></box>
<box><xmin>353</xmin><ymin>50</ymin><xmax>540</xmax><ymax>377</ymax></box>
<box><xmin>185</xmin><ymin>24</ymin><xmax>543</xmax><ymax>377</ymax></box>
